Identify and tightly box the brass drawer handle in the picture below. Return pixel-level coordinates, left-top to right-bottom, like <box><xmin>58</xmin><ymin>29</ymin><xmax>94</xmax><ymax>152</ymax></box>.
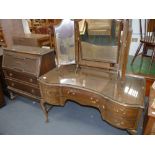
<box><xmin>9</xmin><ymin>73</ymin><xmax>13</xmax><ymax>76</ymax></box>
<box><xmin>29</xmin><ymin>78</ymin><xmax>33</xmax><ymax>82</ymax></box>
<box><xmin>121</xmin><ymin>121</ymin><xmax>124</xmax><ymax>125</ymax></box>
<box><xmin>13</xmin><ymin>67</ymin><xmax>24</xmax><ymax>72</ymax></box>
<box><xmin>11</xmin><ymin>82</ymin><xmax>15</xmax><ymax>87</ymax></box>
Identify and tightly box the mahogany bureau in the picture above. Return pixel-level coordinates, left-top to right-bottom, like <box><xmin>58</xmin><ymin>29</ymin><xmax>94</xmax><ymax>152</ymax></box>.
<box><xmin>2</xmin><ymin>45</ymin><xmax>56</xmax><ymax>100</ymax></box>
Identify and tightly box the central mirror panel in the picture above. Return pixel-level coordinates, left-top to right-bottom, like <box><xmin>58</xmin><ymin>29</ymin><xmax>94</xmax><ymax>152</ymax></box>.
<box><xmin>79</xmin><ymin>19</ymin><xmax>121</xmax><ymax>64</ymax></box>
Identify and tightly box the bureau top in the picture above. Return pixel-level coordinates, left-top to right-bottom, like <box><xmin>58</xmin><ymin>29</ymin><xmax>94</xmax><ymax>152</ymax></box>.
<box><xmin>3</xmin><ymin>45</ymin><xmax>54</xmax><ymax>56</ymax></box>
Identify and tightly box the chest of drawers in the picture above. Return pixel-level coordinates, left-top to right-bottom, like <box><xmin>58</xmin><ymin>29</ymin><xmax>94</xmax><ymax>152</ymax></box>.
<box><xmin>2</xmin><ymin>45</ymin><xmax>56</xmax><ymax>100</ymax></box>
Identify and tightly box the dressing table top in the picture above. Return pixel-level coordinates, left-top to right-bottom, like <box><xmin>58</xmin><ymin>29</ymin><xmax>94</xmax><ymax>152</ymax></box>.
<box><xmin>39</xmin><ymin>65</ymin><xmax>145</xmax><ymax>108</ymax></box>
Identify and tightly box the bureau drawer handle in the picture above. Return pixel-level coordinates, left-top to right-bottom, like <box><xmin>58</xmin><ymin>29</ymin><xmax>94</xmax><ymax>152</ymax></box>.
<box><xmin>13</xmin><ymin>56</ymin><xmax>26</xmax><ymax>60</ymax></box>
<box><xmin>31</xmin><ymin>89</ymin><xmax>35</xmax><ymax>93</ymax></box>
<box><xmin>13</xmin><ymin>67</ymin><xmax>24</xmax><ymax>72</ymax></box>
<box><xmin>29</xmin><ymin>78</ymin><xmax>33</xmax><ymax>82</ymax></box>
<box><xmin>121</xmin><ymin>122</ymin><xmax>124</xmax><ymax>125</ymax></box>
<box><xmin>9</xmin><ymin>73</ymin><xmax>13</xmax><ymax>76</ymax></box>
<box><xmin>11</xmin><ymin>82</ymin><xmax>15</xmax><ymax>87</ymax></box>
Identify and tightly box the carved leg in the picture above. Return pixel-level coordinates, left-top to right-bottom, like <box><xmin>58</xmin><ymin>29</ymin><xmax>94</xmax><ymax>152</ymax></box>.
<box><xmin>131</xmin><ymin>42</ymin><xmax>143</xmax><ymax>65</ymax></box>
<box><xmin>40</xmin><ymin>99</ymin><xmax>48</xmax><ymax>122</ymax></box>
<box><xmin>9</xmin><ymin>92</ymin><xmax>16</xmax><ymax>100</ymax></box>
<box><xmin>127</xmin><ymin>129</ymin><xmax>137</xmax><ymax>135</ymax></box>
<box><xmin>149</xmin><ymin>50</ymin><xmax>155</xmax><ymax>71</ymax></box>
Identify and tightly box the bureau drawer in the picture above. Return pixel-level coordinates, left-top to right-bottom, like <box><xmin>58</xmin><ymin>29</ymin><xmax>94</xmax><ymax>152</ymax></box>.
<box><xmin>7</xmin><ymin>79</ymin><xmax>40</xmax><ymax>97</ymax></box>
<box><xmin>3</xmin><ymin>52</ymin><xmax>39</xmax><ymax>75</ymax></box>
<box><xmin>4</xmin><ymin>69</ymin><xmax>38</xmax><ymax>86</ymax></box>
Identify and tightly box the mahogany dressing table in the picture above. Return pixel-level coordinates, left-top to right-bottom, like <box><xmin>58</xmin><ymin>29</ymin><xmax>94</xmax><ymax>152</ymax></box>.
<box><xmin>39</xmin><ymin>19</ymin><xmax>145</xmax><ymax>134</ymax></box>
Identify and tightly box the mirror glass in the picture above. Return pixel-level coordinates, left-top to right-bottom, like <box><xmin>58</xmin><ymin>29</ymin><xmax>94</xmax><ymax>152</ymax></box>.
<box><xmin>79</xmin><ymin>19</ymin><xmax>121</xmax><ymax>63</ymax></box>
<box><xmin>54</xmin><ymin>19</ymin><xmax>75</xmax><ymax>66</ymax></box>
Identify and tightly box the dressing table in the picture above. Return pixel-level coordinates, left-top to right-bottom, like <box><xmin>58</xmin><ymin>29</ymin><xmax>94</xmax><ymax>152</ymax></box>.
<box><xmin>39</xmin><ymin>19</ymin><xmax>145</xmax><ymax>134</ymax></box>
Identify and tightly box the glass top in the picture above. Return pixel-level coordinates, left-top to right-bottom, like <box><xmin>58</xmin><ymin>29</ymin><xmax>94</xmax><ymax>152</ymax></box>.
<box><xmin>39</xmin><ymin>65</ymin><xmax>145</xmax><ymax>107</ymax></box>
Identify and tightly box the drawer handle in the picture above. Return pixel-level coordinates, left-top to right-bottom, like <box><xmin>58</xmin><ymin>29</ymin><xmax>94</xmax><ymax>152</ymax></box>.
<box><xmin>121</xmin><ymin>122</ymin><xmax>124</xmax><ymax>125</ymax></box>
<box><xmin>67</xmin><ymin>91</ymin><xmax>75</xmax><ymax>95</ymax></box>
<box><xmin>72</xmin><ymin>92</ymin><xmax>75</xmax><ymax>95</ymax></box>
<box><xmin>13</xmin><ymin>56</ymin><xmax>26</xmax><ymax>60</ymax></box>
<box><xmin>13</xmin><ymin>67</ymin><xmax>24</xmax><ymax>72</ymax></box>
<box><xmin>11</xmin><ymin>82</ymin><xmax>15</xmax><ymax>87</ymax></box>
<box><xmin>90</xmin><ymin>97</ymin><xmax>99</xmax><ymax>104</ymax></box>
<box><xmin>31</xmin><ymin>89</ymin><xmax>35</xmax><ymax>93</ymax></box>
<box><xmin>29</xmin><ymin>78</ymin><xmax>33</xmax><ymax>82</ymax></box>
<box><xmin>9</xmin><ymin>73</ymin><xmax>13</xmax><ymax>76</ymax></box>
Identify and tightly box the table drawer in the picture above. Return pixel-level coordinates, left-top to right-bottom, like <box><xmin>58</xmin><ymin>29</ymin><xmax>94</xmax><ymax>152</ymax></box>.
<box><xmin>7</xmin><ymin>79</ymin><xmax>40</xmax><ymax>97</ymax></box>
<box><xmin>104</xmin><ymin>112</ymin><xmax>136</xmax><ymax>129</ymax></box>
<box><xmin>3</xmin><ymin>51</ymin><xmax>39</xmax><ymax>75</ymax></box>
<box><xmin>39</xmin><ymin>84</ymin><xmax>62</xmax><ymax>105</ymax></box>
<box><xmin>62</xmin><ymin>86</ymin><xmax>104</xmax><ymax>108</ymax></box>
<box><xmin>105</xmin><ymin>101</ymin><xmax>139</xmax><ymax>118</ymax></box>
<box><xmin>4</xmin><ymin>69</ymin><xmax>38</xmax><ymax>86</ymax></box>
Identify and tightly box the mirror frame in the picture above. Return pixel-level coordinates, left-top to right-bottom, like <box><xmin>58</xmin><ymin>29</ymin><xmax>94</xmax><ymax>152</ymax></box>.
<box><xmin>74</xmin><ymin>19</ymin><xmax>132</xmax><ymax>79</ymax></box>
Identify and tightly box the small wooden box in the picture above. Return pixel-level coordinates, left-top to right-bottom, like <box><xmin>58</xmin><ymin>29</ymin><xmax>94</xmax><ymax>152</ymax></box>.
<box><xmin>13</xmin><ymin>34</ymin><xmax>50</xmax><ymax>47</ymax></box>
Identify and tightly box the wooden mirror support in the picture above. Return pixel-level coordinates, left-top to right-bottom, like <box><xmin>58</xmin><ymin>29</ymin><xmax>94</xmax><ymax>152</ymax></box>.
<box><xmin>75</xmin><ymin>19</ymin><xmax>132</xmax><ymax>80</ymax></box>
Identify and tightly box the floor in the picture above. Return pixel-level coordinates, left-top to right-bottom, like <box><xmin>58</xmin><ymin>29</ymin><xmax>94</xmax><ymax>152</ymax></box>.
<box><xmin>127</xmin><ymin>55</ymin><xmax>155</xmax><ymax>76</ymax></box>
<box><xmin>0</xmin><ymin>96</ymin><xmax>142</xmax><ymax>135</ymax></box>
